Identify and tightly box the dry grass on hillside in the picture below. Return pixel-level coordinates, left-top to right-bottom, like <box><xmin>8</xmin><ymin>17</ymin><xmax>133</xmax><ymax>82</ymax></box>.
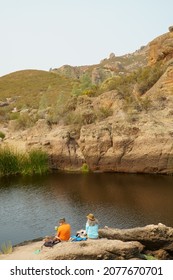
<box><xmin>0</xmin><ymin>69</ymin><xmax>73</xmax><ymax>110</ymax></box>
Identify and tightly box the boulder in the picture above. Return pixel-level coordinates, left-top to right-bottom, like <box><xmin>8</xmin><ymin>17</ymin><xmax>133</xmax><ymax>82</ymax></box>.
<box><xmin>169</xmin><ymin>26</ymin><xmax>173</xmax><ymax>32</ymax></box>
<box><xmin>99</xmin><ymin>223</ymin><xmax>173</xmax><ymax>251</ymax></box>
<box><xmin>148</xmin><ymin>31</ymin><xmax>173</xmax><ymax>65</ymax></box>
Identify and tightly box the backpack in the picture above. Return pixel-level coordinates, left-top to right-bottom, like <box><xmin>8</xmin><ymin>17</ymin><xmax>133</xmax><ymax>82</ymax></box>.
<box><xmin>43</xmin><ymin>239</ymin><xmax>60</xmax><ymax>247</ymax></box>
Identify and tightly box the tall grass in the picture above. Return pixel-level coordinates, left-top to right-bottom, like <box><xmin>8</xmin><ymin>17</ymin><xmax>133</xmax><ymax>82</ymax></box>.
<box><xmin>28</xmin><ymin>150</ymin><xmax>49</xmax><ymax>174</ymax></box>
<box><xmin>0</xmin><ymin>148</ymin><xmax>49</xmax><ymax>177</ymax></box>
<box><xmin>0</xmin><ymin>148</ymin><xmax>20</xmax><ymax>176</ymax></box>
<box><xmin>0</xmin><ymin>241</ymin><xmax>13</xmax><ymax>254</ymax></box>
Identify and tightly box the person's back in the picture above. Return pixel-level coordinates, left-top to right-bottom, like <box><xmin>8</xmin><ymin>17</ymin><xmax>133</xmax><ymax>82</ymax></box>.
<box><xmin>55</xmin><ymin>218</ymin><xmax>71</xmax><ymax>241</ymax></box>
<box><xmin>85</xmin><ymin>213</ymin><xmax>99</xmax><ymax>239</ymax></box>
<box><xmin>58</xmin><ymin>222</ymin><xmax>71</xmax><ymax>241</ymax></box>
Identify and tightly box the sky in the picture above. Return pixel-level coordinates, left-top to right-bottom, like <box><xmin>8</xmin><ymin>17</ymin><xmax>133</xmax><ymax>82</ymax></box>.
<box><xmin>0</xmin><ymin>0</ymin><xmax>173</xmax><ymax>77</ymax></box>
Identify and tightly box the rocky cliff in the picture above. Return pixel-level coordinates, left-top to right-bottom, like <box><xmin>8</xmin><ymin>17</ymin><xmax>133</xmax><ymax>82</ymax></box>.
<box><xmin>1</xmin><ymin>27</ymin><xmax>173</xmax><ymax>174</ymax></box>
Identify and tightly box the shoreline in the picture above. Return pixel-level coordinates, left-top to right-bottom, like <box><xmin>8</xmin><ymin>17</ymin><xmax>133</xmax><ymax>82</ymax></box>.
<box><xmin>1</xmin><ymin>224</ymin><xmax>173</xmax><ymax>260</ymax></box>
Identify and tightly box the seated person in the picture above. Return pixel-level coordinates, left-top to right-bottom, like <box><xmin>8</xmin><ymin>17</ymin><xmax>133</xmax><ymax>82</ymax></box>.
<box><xmin>85</xmin><ymin>213</ymin><xmax>99</xmax><ymax>239</ymax></box>
<box><xmin>54</xmin><ymin>217</ymin><xmax>71</xmax><ymax>242</ymax></box>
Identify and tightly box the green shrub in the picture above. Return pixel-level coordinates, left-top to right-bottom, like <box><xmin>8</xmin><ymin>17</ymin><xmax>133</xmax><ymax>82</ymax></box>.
<box><xmin>71</xmin><ymin>73</ymin><xmax>97</xmax><ymax>97</ymax></box>
<box><xmin>136</xmin><ymin>63</ymin><xmax>165</xmax><ymax>95</ymax></box>
<box><xmin>0</xmin><ymin>131</ymin><xmax>5</xmax><ymax>140</ymax></box>
<box><xmin>143</xmin><ymin>254</ymin><xmax>157</xmax><ymax>260</ymax></box>
<box><xmin>81</xmin><ymin>163</ymin><xmax>89</xmax><ymax>173</ymax></box>
<box><xmin>0</xmin><ymin>241</ymin><xmax>13</xmax><ymax>254</ymax></box>
<box><xmin>100</xmin><ymin>63</ymin><xmax>165</xmax><ymax>97</ymax></box>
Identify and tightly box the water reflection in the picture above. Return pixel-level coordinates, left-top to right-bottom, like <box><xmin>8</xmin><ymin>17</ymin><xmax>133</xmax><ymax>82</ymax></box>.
<box><xmin>0</xmin><ymin>172</ymin><xmax>173</xmax><ymax>245</ymax></box>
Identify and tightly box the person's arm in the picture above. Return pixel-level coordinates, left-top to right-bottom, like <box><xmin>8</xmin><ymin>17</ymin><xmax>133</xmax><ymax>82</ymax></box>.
<box><xmin>85</xmin><ymin>222</ymin><xmax>89</xmax><ymax>234</ymax></box>
<box><xmin>53</xmin><ymin>227</ymin><xmax>61</xmax><ymax>241</ymax></box>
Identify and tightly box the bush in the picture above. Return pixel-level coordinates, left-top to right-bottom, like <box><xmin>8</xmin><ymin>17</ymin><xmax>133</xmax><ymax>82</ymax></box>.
<box><xmin>0</xmin><ymin>241</ymin><xmax>13</xmax><ymax>254</ymax></box>
<box><xmin>0</xmin><ymin>131</ymin><xmax>5</xmax><ymax>140</ymax></box>
<box><xmin>71</xmin><ymin>74</ymin><xmax>98</xmax><ymax>97</ymax></box>
<box><xmin>81</xmin><ymin>163</ymin><xmax>89</xmax><ymax>173</ymax></box>
<box><xmin>100</xmin><ymin>63</ymin><xmax>165</xmax><ymax>97</ymax></box>
<box><xmin>136</xmin><ymin>63</ymin><xmax>165</xmax><ymax>95</ymax></box>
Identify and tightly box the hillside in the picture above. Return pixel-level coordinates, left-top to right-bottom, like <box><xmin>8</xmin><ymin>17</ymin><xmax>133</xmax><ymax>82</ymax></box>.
<box><xmin>0</xmin><ymin>70</ymin><xmax>73</xmax><ymax>125</ymax></box>
<box><xmin>1</xmin><ymin>27</ymin><xmax>173</xmax><ymax>174</ymax></box>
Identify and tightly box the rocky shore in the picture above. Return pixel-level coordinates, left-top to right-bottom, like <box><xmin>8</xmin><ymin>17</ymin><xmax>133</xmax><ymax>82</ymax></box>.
<box><xmin>0</xmin><ymin>224</ymin><xmax>173</xmax><ymax>260</ymax></box>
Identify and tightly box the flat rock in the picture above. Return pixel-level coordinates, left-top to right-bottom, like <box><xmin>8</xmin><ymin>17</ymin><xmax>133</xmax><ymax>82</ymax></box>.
<box><xmin>0</xmin><ymin>239</ymin><xmax>143</xmax><ymax>260</ymax></box>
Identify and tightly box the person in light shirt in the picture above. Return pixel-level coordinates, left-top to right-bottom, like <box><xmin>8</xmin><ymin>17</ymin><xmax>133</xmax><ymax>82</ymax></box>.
<box><xmin>85</xmin><ymin>213</ymin><xmax>99</xmax><ymax>239</ymax></box>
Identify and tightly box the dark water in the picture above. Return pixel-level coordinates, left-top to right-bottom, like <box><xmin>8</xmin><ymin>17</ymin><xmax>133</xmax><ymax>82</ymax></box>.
<box><xmin>0</xmin><ymin>172</ymin><xmax>173</xmax><ymax>246</ymax></box>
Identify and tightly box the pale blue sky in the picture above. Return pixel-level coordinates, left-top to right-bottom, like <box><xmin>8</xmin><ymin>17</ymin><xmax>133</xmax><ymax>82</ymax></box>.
<box><xmin>1</xmin><ymin>0</ymin><xmax>173</xmax><ymax>76</ymax></box>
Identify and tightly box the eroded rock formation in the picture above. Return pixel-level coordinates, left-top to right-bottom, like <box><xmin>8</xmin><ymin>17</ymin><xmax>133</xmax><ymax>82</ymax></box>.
<box><xmin>1</xmin><ymin>29</ymin><xmax>173</xmax><ymax>174</ymax></box>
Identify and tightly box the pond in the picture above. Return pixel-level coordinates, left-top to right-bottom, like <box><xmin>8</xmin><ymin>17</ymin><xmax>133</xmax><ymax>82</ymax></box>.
<box><xmin>0</xmin><ymin>172</ymin><xmax>173</xmax><ymax>246</ymax></box>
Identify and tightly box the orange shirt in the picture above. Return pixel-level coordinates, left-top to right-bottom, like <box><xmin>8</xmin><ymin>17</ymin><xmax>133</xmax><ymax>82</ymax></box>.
<box><xmin>57</xmin><ymin>223</ymin><xmax>71</xmax><ymax>241</ymax></box>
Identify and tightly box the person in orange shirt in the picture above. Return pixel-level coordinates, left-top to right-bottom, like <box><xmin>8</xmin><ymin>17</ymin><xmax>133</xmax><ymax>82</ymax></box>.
<box><xmin>54</xmin><ymin>218</ymin><xmax>71</xmax><ymax>242</ymax></box>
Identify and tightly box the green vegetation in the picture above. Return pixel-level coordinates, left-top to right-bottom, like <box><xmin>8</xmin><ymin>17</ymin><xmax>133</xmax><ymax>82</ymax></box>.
<box><xmin>0</xmin><ymin>148</ymin><xmax>49</xmax><ymax>177</ymax></box>
<box><xmin>143</xmin><ymin>254</ymin><xmax>157</xmax><ymax>260</ymax></box>
<box><xmin>0</xmin><ymin>148</ymin><xmax>20</xmax><ymax>176</ymax></box>
<box><xmin>0</xmin><ymin>131</ymin><xmax>5</xmax><ymax>140</ymax></box>
<box><xmin>47</xmin><ymin>61</ymin><xmax>161</xmax><ymax>125</ymax></box>
<box><xmin>81</xmin><ymin>163</ymin><xmax>89</xmax><ymax>173</ymax></box>
<box><xmin>0</xmin><ymin>61</ymin><xmax>166</xmax><ymax>128</ymax></box>
<box><xmin>136</xmin><ymin>63</ymin><xmax>165</xmax><ymax>95</ymax></box>
<box><xmin>72</xmin><ymin>73</ymin><xmax>98</xmax><ymax>97</ymax></box>
<box><xmin>100</xmin><ymin>62</ymin><xmax>164</xmax><ymax>96</ymax></box>
<box><xmin>0</xmin><ymin>241</ymin><xmax>13</xmax><ymax>254</ymax></box>
<box><xmin>27</xmin><ymin>150</ymin><xmax>49</xmax><ymax>175</ymax></box>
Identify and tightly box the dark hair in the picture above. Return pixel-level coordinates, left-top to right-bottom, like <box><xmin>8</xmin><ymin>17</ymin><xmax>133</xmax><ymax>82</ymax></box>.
<box><xmin>59</xmin><ymin>218</ymin><xmax>65</xmax><ymax>223</ymax></box>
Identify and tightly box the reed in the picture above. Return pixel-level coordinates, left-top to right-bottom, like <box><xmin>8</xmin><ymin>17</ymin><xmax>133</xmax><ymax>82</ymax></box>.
<box><xmin>28</xmin><ymin>149</ymin><xmax>49</xmax><ymax>174</ymax></box>
<box><xmin>0</xmin><ymin>148</ymin><xmax>49</xmax><ymax>176</ymax></box>
<box><xmin>0</xmin><ymin>148</ymin><xmax>20</xmax><ymax>176</ymax></box>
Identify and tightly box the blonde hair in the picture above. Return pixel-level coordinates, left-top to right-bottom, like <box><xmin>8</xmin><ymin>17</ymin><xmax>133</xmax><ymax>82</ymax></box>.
<box><xmin>87</xmin><ymin>218</ymin><xmax>98</xmax><ymax>226</ymax></box>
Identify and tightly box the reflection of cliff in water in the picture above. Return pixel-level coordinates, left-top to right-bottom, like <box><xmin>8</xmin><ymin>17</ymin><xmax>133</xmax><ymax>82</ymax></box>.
<box><xmin>35</xmin><ymin>172</ymin><xmax>173</xmax><ymax>211</ymax></box>
<box><xmin>1</xmin><ymin>172</ymin><xmax>173</xmax><ymax>211</ymax></box>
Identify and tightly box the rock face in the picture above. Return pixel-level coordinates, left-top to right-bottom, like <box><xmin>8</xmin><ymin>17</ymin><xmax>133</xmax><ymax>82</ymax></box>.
<box><xmin>1</xmin><ymin>29</ymin><xmax>173</xmax><ymax>174</ymax></box>
<box><xmin>2</xmin><ymin>67</ymin><xmax>173</xmax><ymax>174</ymax></box>
<box><xmin>0</xmin><ymin>224</ymin><xmax>172</xmax><ymax>260</ymax></box>
<box><xmin>169</xmin><ymin>26</ymin><xmax>173</xmax><ymax>32</ymax></box>
<box><xmin>148</xmin><ymin>31</ymin><xmax>173</xmax><ymax>65</ymax></box>
<box><xmin>51</xmin><ymin>47</ymin><xmax>147</xmax><ymax>84</ymax></box>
